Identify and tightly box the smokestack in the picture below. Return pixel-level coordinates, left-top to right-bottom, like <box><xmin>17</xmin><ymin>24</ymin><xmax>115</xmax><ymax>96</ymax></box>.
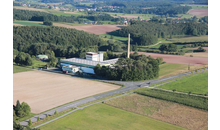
<box><xmin>127</xmin><ymin>33</ymin><xmax>130</xmax><ymax>58</ymax></box>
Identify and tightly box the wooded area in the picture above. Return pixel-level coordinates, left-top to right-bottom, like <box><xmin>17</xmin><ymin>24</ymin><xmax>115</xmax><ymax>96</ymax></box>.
<box><xmin>94</xmin><ymin>52</ymin><xmax>160</xmax><ymax>81</ymax></box>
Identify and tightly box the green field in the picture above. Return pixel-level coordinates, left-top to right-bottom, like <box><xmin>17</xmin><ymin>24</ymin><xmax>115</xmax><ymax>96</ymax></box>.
<box><xmin>13</xmin><ymin>59</ymin><xmax>47</xmax><ymax>73</ymax></box>
<box><xmin>106</xmin><ymin>12</ymin><xmax>158</xmax><ymax>19</ymax></box>
<box><xmin>159</xmin><ymin>63</ymin><xmax>189</xmax><ymax>78</ymax></box>
<box><xmin>181</xmin><ymin>4</ymin><xmax>208</xmax><ymax>9</ymax></box>
<box><xmin>13</xmin><ymin>65</ymin><xmax>32</xmax><ymax>73</ymax></box>
<box><xmin>40</xmin><ymin>103</ymin><xmax>185</xmax><ymax>130</ymax></box>
<box><xmin>157</xmin><ymin>71</ymin><xmax>208</xmax><ymax>95</ymax></box>
<box><xmin>177</xmin><ymin>14</ymin><xmax>193</xmax><ymax>18</ymax></box>
<box><xmin>13</xmin><ymin>21</ymin><xmax>46</xmax><ymax>26</ymax></box>
<box><xmin>99</xmin><ymin>34</ymin><xmax>128</xmax><ymax>41</ymax></box>
<box><xmin>137</xmin><ymin>88</ymin><xmax>208</xmax><ymax>110</ymax></box>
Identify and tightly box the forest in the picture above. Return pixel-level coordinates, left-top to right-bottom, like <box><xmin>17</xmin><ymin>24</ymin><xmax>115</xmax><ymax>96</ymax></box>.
<box><xmin>94</xmin><ymin>52</ymin><xmax>160</xmax><ymax>81</ymax></box>
<box><xmin>117</xmin><ymin>21</ymin><xmax>208</xmax><ymax>46</ymax></box>
<box><xmin>13</xmin><ymin>26</ymin><xmax>109</xmax><ymax>58</ymax></box>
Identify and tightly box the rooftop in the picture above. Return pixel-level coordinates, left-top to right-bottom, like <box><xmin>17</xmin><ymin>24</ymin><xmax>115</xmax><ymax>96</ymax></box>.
<box><xmin>61</xmin><ymin>58</ymin><xmax>118</xmax><ymax>67</ymax></box>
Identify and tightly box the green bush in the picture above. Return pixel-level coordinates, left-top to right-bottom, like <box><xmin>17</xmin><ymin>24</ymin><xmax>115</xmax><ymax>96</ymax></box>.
<box><xmin>28</xmin><ymin>119</ymin><xmax>32</xmax><ymax>126</ymax></box>
<box><xmin>37</xmin><ymin>116</ymin><xmax>40</xmax><ymax>121</ymax></box>
<box><xmin>46</xmin><ymin>114</ymin><xmax>49</xmax><ymax>118</ymax></box>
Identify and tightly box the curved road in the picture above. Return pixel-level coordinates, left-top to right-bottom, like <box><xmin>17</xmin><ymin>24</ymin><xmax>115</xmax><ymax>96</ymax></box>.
<box><xmin>20</xmin><ymin>68</ymin><xmax>207</xmax><ymax>126</ymax></box>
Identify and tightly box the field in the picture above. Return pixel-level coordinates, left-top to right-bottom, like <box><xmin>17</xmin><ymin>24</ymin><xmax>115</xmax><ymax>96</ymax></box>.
<box><xmin>184</xmin><ymin>47</ymin><xmax>208</xmax><ymax>58</ymax></box>
<box><xmin>39</xmin><ymin>103</ymin><xmax>186</xmax><ymax>130</ymax></box>
<box><xmin>13</xmin><ymin>6</ymin><xmax>49</xmax><ymax>13</ymax></box>
<box><xmin>137</xmin><ymin>51</ymin><xmax>208</xmax><ymax>66</ymax></box>
<box><xmin>13</xmin><ymin>21</ymin><xmax>46</xmax><ymax>26</ymax></box>
<box><xmin>165</xmin><ymin>35</ymin><xmax>208</xmax><ymax>43</ymax></box>
<box><xmin>13</xmin><ymin>65</ymin><xmax>32</xmax><ymax>73</ymax></box>
<box><xmin>54</xmin><ymin>23</ymin><xmax>124</xmax><ymax>34</ymax></box>
<box><xmin>107</xmin><ymin>12</ymin><xmax>157</xmax><ymax>19</ymax></box>
<box><xmin>181</xmin><ymin>4</ymin><xmax>208</xmax><ymax>9</ymax></box>
<box><xmin>105</xmin><ymin>94</ymin><xmax>208</xmax><ymax>130</ymax></box>
<box><xmin>13</xmin><ymin>71</ymin><xmax>120</xmax><ymax>113</ymax></box>
<box><xmin>159</xmin><ymin>63</ymin><xmax>189</xmax><ymax>78</ymax></box>
<box><xmin>157</xmin><ymin>71</ymin><xmax>208</xmax><ymax>95</ymax></box>
<box><xmin>187</xmin><ymin>9</ymin><xmax>208</xmax><ymax>17</ymax></box>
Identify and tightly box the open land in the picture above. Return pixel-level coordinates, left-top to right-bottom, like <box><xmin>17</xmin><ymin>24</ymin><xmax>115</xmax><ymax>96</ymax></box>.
<box><xmin>184</xmin><ymin>47</ymin><xmax>208</xmax><ymax>58</ymax></box>
<box><xmin>105</xmin><ymin>94</ymin><xmax>208</xmax><ymax>130</ymax></box>
<box><xmin>13</xmin><ymin>71</ymin><xmax>120</xmax><ymax>113</ymax></box>
<box><xmin>13</xmin><ymin>6</ymin><xmax>49</xmax><ymax>13</ymax></box>
<box><xmin>13</xmin><ymin>65</ymin><xmax>32</xmax><ymax>73</ymax></box>
<box><xmin>39</xmin><ymin>103</ymin><xmax>186</xmax><ymax>130</ymax></box>
<box><xmin>187</xmin><ymin>9</ymin><xmax>208</xmax><ymax>17</ymax></box>
<box><xmin>13</xmin><ymin>21</ymin><xmax>45</xmax><ymax>26</ymax></box>
<box><xmin>157</xmin><ymin>71</ymin><xmax>208</xmax><ymax>95</ymax></box>
<box><xmin>136</xmin><ymin>51</ymin><xmax>208</xmax><ymax>66</ymax></box>
<box><xmin>54</xmin><ymin>23</ymin><xmax>124</xmax><ymax>34</ymax></box>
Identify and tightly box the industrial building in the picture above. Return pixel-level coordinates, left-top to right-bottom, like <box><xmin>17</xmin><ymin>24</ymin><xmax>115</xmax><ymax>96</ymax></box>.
<box><xmin>60</xmin><ymin>52</ymin><xmax>119</xmax><ymax>74</ymax></box>
<box><xmin>60</xmin><ymin>34</ymin><xmax>131</xmax><ymax>75</ymax></box>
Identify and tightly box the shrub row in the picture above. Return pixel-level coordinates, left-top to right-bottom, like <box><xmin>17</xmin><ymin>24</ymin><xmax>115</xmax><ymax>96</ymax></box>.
<box><xmin>136</xmin><ymin>88</ymin><xmax>208</xmax><ymax>110</ymax></box>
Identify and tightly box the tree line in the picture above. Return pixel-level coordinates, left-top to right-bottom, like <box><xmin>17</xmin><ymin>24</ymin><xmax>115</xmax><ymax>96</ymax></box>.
<box><xmin>94</xmin><ymin>52</ymin><xmax>160</xmax><ymax>81</ymax></box>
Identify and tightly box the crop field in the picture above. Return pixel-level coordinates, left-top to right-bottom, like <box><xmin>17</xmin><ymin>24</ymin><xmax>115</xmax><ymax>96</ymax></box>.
<box><xmin>184</xmin><ymin>47</ymin><xmax>208</xmax><ymax>58</ymax></box>
<box><xmin>159</xmin><ymin>63</ymin><xmax>189</xmax><ymax>78</ymax></box>
<box><xmin>39</xmin><ymin>103</ymin><xmax>186</xmax><ymax>130</ymax></box>
<box><xmin>187</xmin><ymin>9</ymin><xmax>208</xmax><ymax>17</ymax></box>
<box><xmin>13</xmin><ymin>6</ymin><xmax>49</xmax><ymax>13</ymax></box>
<box><xmin>105</xmin><ymin>94</ymin><xmax>208</xmax><ymax>130</ymax></box>
<box><xmin>13</xmin><ymin>21</ymin><xmax>46</xmax><ymax>26</ymax></box>
<box><xmin>136</xmin><ymin>88</ymin><xmax>208</xmax><ymax>110</ymax></box>
<box><xmin>157</xmin><ymin>71</ymin><xmax>208</xmax><ymax>95</ymax></box>
<box><xmin>137</xmin><ymin>51</ymin><xmax>208</xmax><ymax>66</ymax></box>
<box><xmin>181</xmin><ymin>4</ymin><xmax>208</xmax><ymax>9</ymax></box>
<box><xmin>13</xmin><ymin>71</ymin><xmax>120</xmax><ymax>113</ymax></box>
<box><xmin>54</xmin><ymin>23</ymin><xmax>124</xmax><ymax>34</ymax></box>
<box><xmin>107</xmin><ymin>12</ymin><xmax>157</xmax><ymax>19</ymax></box>
<box><xmin>166</xmin><ymin>35</ymin><xmax>208</xmax><ymax>43</ymax></box>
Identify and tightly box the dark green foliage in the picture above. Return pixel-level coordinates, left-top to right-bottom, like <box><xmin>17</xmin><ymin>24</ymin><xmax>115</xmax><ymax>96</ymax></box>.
<box><xmin>54</xmin><ymin>111</ymin><xmax>57</xmax><ymax>115</ymax></box>
<box><xmin>201</xmin><ymin>16</ymin><xmax>208</xmax><ymax>23</ymax></box>
<box><xmin>13</xmin><ymin>121</ymin><xmax>41</xmax><ymax>130</ymax></box>
<box><xmin>94</xmin><ymin>53</ymin><xmax>159</xmax><ymax>81</ymax></box>
<box><xmin>14</xmin><ymin>101</ymin><xmax>31</xmax><ymax>119</ymax></box>
<box><xmin>194</xmin><ymin>46</ymin><xmax>206</xmax><ymax>52</ymax></box>
<box><xmin>13</xmin><ymin>26</ymin><xmax>106</xmax><ymax>57</ymax></box>
<box><xmin>118</xmin><ymin>22</ymin><xmax>208</xmax><ymax>45</ymax></box>
<box><xmin>43</xmin><ymin>21</ymin><xmax>53</xmax><ymax>26</ymax></box>
<box><xmin>159</xmin><ymin>44</ymin><xmax>177</xmax><ymax>52</ymax></box>
<box><xmin>137</xmin><ymin>89</ymin><xmax>208</xmax><ymax>110</ymax></box>
<box><xmin>15</xmin><ymin>52</ymin><xmax>33</xmax><ymax>66</ymax></box>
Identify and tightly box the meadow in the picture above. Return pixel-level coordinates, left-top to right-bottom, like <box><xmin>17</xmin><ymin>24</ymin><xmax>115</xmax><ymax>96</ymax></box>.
<box><xmin>39</xmin><ymin>103</ymin><xmax>186</xmax><ymax>130</ymax></box>
<box><xmin>13</xmin><ymin>65</ymin><xmax>32</xmax><ymax>73</ymax></box>
<box><xmin>13</xmin><ymin>21</ymin><xmax>46</xmax><ymax>26</ymax></box>
<box><xmin>105</xmin><ymin>94</ymin><xmax>208</xmax><ymax>130</ymax></box>
<box><xmin>106</xmin><ymin>12</ymin><xmax>158</xmax><ymax>19</ymax></box>
<box><xmin>181</xmin><ymin>4</ymin><xmax>208</xmax><ymax>9</ymax></box>
<box><xmin>159</xmin><ymin>63</ymin><xmax>189</xmax><ymax>78</ymax></box>
<box><xmin>157</xmin><ymin>71</ymin><xmax>208</xmax><ymax>95</ymax></box>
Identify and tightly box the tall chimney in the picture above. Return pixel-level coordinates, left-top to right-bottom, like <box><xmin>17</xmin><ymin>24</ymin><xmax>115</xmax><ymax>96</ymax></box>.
<box><xmin>127</xmin><ymin>33</ymin><xmax>130</xmax><ymax>58</ymax></box>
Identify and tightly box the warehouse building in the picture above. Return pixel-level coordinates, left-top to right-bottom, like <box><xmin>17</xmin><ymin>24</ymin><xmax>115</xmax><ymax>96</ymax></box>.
<box><xmin>60</xmin><ymin>52</ymin><xmax>118</xmax><ymax>74</ymax></box>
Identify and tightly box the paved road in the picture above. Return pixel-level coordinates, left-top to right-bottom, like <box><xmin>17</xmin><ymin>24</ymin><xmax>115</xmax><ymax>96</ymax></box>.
<box><xmin>20</xmin><ymin>68</ymin><xmax>208</xmax><ymax>126</ymax></box>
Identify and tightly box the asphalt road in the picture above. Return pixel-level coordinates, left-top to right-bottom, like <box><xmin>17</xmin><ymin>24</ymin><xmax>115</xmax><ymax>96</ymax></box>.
<box><xmin>20</xmin><ymin>68</ymin><xmax>208</xmax><ymax>126</ymax></box>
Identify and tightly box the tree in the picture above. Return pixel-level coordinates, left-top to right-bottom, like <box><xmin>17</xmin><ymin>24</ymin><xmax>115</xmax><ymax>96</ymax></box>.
<box><xmin>54</xmin><ymin>110</ymin><xmax>57</xmax><ymax>115</ymax></box>
<box><xmin>37</xmin><ymin>116</ymin><xmax>40</xmax><ymax>121</ymax></box>
<box><xmin>46</xmin><ymin>114</ymin><xmax>49</xmax><ymax>118</ymax></box>
<box><xmin>43</xmin><ymin>21</ymin><xmax>53</xmax><ymax>26</ymax></box>
<box><xmin>25</xmin><ymin>54</ymin><xmax>33</xmax><ymax>66</ymax></box>
<box><xmin>20</xmin><ymin>102</ymin><xmax>31</xmax><ymax>116</ymax></box>
<box><xmin>15</xmin><ymin>100</ymin><xmax>21</xmax><ymax>116</ymax></box>
<box><xmin>28</xmin><ymin>119</ymin><xmax>32</xmax><ymax>126</ymax></box>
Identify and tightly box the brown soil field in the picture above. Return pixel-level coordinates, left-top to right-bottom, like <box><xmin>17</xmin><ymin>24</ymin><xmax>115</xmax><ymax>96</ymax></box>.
<box><xmin>53</xmin><ymin>23</ymin><xmax>123</xmax><ymax>34</ymax></box>
<box><xmin>13</xmin><ymin>23</ymin><xmax>23</xmax><ymax>26</ymax></box>
<box><xmin>13</xmin><ymin>71</ymin><xmax>120</xmax><ymax>113</ymax></box>
<box><xmin>187</xmin><ymin>9</ymin><xmax>208</xmax><ymax>16</ymax></box>
<box><xmin>135</xmin><ymin>51</ymin><xmax>208</xmax><ymax>66</ymax></box>
<box><xmin>105</xmin><ymin>94</ymin><xmax>208</xmax><ymax>130</ymax></box>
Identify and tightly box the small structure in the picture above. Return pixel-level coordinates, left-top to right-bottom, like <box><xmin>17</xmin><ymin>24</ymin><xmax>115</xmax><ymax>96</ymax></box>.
<box><xmin>36</xmin><ymin>55</ymin><xmax>48</xmax><ymax>60</ymax></box>
<box><xmin>62</xmin><ymin>65</ymin><xmax>80</xmax><ymax>73</ymax></box>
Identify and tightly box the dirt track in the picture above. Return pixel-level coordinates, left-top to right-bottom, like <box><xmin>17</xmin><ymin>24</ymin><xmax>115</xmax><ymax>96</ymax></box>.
<box><xmin>13</xmin><ymin>71</ymin><xmax>120</xmax><ymax>113</ymax></box>
<box><xmin>136</xmin><ymin>52</ymin><xmax>208</xmax><ymax>66</ymax></box>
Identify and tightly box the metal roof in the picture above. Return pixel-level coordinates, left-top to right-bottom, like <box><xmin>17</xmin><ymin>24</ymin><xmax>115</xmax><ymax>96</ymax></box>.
<box><xmin>61</xmin><ymin>58</ymin><xmax>118</xmax><ymax>68</ymax></box>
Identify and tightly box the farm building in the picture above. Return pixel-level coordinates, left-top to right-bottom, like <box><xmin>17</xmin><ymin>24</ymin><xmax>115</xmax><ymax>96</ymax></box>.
<box><xmin>60</xmin><ymin>52</ymin><xmax>118</xmax><ymax>74</ymax></box>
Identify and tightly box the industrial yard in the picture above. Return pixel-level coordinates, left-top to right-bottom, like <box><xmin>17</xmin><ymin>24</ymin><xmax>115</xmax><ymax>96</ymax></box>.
<box><xmin>13</xmin><ymin>70</ymin><xmax>120</xmax><ymax>113</ymax></box>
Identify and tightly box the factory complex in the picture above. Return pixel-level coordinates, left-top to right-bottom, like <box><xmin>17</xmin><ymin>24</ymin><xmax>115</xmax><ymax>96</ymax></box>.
<box><xmin>60</xmin><ymin>52</ymin><xmax>119</xmax><ymax>74</ymax></box>
<box><xmin>60</xmin><ymin>34</ymin><xmax>131</xmax><ymax>74</ymax></box>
